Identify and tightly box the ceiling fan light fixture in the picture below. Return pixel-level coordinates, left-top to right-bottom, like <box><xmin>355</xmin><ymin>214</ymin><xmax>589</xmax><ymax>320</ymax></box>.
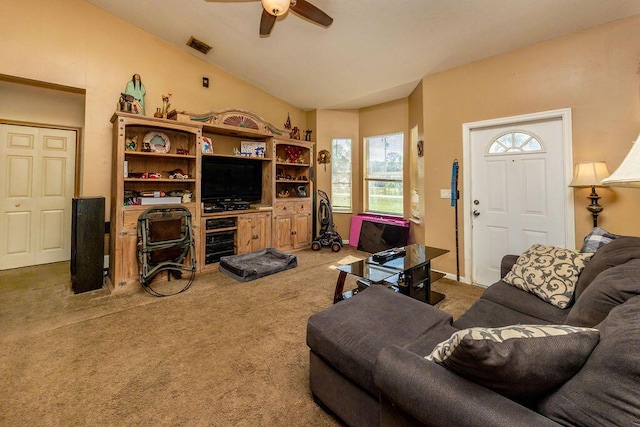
<box><xmin>261</xmin><ymin>0</ymin><xmax>290</xmax><ymax>16</ymax></box>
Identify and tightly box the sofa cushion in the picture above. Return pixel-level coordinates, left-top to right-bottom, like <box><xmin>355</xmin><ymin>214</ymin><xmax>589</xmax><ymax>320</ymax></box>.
<box><xmin>426</xmin><ymin>325</ymin><xmax>600</xmax><ymax>402</ymax></box>
<box><xmin>480</xmin><ymin>281</ymin><xmax>569</xmax><ymax>324</ymax></box>
<box><xmin>453</xmin><ymin>298</ymin><xmax>559</xmax><ymax>329</ymax></box>
<box><xmin>503</xmin><ymin>244</ymin><xmax>592</xmax><ymax>308</ymax></box>
<box><xmin>538</xmin><ymin>295</ymin><xmax>640</xmax><ymax>425</ymax></box>
<box><xmin>574</xmin><ymin>236</ymin><xmax>640</xmax><ymax>299</ymax></box>
<box><xmin>579</xmin><ymin>226</ymin><xmax>618</xmax><ymax>253</ymax></box>
<box><xmin>306</xmin><ymin>285</ymin><xmax>453</xmax><ymax>395</ymax></box>
<box><xmin>566</xmin><ymin>259</ymin><xmax>640</xmax><ymax>327</ymax></box>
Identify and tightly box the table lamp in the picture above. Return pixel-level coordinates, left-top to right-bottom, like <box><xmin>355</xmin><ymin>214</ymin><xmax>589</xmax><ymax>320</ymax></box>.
<box><xmin>602</xmin><ymin>133</ymin><xmax>640</xmax><ymax>188</ymax></box>
<box><xmin>569</xmin><ymin>161</ymin><xmax>611</xmax><ymax>227</ymax></box>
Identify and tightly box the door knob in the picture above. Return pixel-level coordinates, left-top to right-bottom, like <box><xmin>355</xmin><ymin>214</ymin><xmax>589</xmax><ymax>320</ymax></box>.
<box><xmin>473</xmin><ymin>210</ymin><xmax>480</xmax><ymax>217</ymax></box>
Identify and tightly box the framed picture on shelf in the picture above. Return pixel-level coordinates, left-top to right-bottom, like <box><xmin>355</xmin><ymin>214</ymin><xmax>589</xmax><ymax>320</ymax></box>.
<box><xmin>202</xmin><ymin>136</ymin><xmax>213</xmax><ymax>154</ymax></box>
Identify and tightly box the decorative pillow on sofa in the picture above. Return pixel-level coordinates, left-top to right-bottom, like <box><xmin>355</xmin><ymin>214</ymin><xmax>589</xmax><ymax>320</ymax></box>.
<box><xmin>425</xmin><ymin>325</ymin><xmax>600</xmax><ymax>401</ymax></box>
<box><xmin>574</xmin><ymin>236</ymin><xmax>640</xmax><ymax>300</ymax></box>
<box><xmin>503</xmin><ymin>244</ymin><xmax>592</xmax><ymax>308</ymax></box>
<box><xmin>580</xmin><ymin>227</ymin><xmax>618</xmax><ymax>253</ymax></box>
<box><xmin>566</xmin><ymin>259</ymin><xmax>640</xmax><ymax>327</ymax></box>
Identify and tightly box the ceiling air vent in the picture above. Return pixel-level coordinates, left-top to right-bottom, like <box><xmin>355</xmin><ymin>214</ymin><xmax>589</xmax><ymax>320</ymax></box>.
<box><xmin>186</xmin><ymin>37</ymin><xmax>212</xmax><ymax>55</ymax></box>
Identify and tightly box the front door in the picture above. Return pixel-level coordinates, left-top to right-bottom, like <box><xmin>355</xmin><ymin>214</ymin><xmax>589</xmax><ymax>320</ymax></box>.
<box><xmin>0</xmin><ymin>124</ymin><xmax>77</xmax><ymax>270</ymax></box>
<box><xmin>465</xmin><ymin>110</ymin><xmax>573</xmax><ymax>286</ymax></box>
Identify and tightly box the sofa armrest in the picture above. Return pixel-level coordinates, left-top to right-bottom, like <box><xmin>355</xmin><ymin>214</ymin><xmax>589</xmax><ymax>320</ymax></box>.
<box><xmin>374</xmin><ymin>346</ymin><xmax>560</xmax><ymax>427</ymax></box>
<box><xmin>501</xmin><ymin>254</ymin><xmax>519</xmax><ymax>277</ymax></box>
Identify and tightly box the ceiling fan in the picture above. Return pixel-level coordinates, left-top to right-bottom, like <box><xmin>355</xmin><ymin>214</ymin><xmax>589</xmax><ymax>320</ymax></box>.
<box><xmin>206</xmin><ymin>0</ymin><xmax>333</xmax><ymax>36</ymax></box>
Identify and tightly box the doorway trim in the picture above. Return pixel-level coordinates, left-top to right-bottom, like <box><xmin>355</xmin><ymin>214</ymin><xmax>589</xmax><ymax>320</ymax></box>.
<box><xmin>462</xmin><ymin>108</ymin><xmax>575</xmax><ymax>286</ymax></box>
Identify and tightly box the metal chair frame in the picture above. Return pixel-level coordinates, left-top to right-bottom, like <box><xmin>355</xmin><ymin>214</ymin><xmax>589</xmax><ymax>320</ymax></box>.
<box><xmin>137</xmin><ymin>206</ymin><xmax>196</xmax><ymax>296</ymax></box>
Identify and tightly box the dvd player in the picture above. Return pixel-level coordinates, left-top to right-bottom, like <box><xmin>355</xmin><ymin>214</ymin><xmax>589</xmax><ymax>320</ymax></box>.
<box><xmin>204</xmin><ymin>200</ymin><xmax>251</xmax><ymax>212</ymax></box>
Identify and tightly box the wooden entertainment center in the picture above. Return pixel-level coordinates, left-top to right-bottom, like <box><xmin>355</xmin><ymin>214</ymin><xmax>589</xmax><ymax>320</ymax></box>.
<box><xmin>109</xmin><ymin>110</ymin><xmax>314</xmax><ymax>293</ymax></box>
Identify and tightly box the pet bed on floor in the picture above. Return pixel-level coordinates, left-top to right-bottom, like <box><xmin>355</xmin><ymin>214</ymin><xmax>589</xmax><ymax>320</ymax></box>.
<box><xmin>219</xmin><ymin>248</ymin><xmax>297</xmax><ymax>282</ymax></box>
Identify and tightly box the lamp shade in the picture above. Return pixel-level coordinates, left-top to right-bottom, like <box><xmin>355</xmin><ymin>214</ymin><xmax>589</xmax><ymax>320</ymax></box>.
<box><xmin>601</xmin><ymin>133</ymin><xmax>640</xmax><ymax>188</ymax></box>
<box><xmin>569</xmin><ymin>162</ymin><xmax>610</xmax><ymax>187</ymax></box>
<box><xmin>262</xmin><ymin>0</ymin><xmax>290</xmax><ymax>16</ymax></box>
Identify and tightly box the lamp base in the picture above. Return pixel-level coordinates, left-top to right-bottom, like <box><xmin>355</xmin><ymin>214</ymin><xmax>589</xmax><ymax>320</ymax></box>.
<box><xmin>586</xmin><ymin>185</ymin><xmax>603</xmax><ymax>227</ymax></box>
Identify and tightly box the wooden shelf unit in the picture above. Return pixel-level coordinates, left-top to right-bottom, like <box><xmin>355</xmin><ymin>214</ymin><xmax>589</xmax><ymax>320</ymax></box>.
<box><xmin>272</xmin><ymin>138</ymin><xmax>314</xmax><ymax>250</ymax></box>
<box><xmin>109</xmin><ymin>112</ymin><xmax>202</xmax><ymax>293</ymax></box>
<box><xmin>109</xmin><ymin>110</ymin><xmax>315</xmax><ymax>291</ymax></box>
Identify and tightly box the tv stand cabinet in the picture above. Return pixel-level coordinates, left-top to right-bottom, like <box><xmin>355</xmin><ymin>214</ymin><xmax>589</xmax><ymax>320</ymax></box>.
<box><xmin>200</xmin><ymin>209</ymin><xmax>272</xmax><ymax>272</ymax></box>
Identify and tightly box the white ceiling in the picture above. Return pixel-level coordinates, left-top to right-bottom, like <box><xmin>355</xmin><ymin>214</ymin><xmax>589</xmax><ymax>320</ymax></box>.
<box><xmin>86</xmin><ymin>0</ymin><xmax>640</xmax><ymax>110</ymax></box>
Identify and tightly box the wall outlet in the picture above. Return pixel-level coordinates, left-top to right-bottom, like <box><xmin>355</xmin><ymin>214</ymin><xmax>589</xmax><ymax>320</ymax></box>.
<box><xmin>440</xmin><ymin>189</ymin><xmax>450</xmax><ymax>199</ymax></box>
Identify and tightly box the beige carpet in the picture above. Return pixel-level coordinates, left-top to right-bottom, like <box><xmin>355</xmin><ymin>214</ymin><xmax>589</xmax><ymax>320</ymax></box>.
<box><xmin>0</xmin><ymin>246</ymin><xmax>483</xmax><ymax>426</ymax></box>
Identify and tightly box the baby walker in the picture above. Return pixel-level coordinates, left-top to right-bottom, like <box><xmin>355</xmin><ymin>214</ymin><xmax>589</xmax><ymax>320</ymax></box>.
<box><xmin>311</xmin><ymin>189</ymin><xmax>343</xmax><ymax>252</ymax></box>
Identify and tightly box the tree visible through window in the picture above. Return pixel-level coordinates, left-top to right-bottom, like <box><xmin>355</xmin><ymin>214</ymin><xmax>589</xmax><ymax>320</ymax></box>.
<box><xmin>331</xmin><ymin>138</ymin><xmax>352</xmax><ymax>212</ymax></box>
<box><xmin>365</xmin><ymin>132</ymin><xmax>403</xmax><ymax>216</ymax></box>
<box><xmin>488</xmin><ymin>131</ymin><xmax>543</xmax><ymax>154</ymax></box>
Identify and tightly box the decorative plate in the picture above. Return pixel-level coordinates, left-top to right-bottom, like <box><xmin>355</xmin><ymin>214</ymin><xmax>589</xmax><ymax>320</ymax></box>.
<box><xmin>143</xmin><ymin>132</ymin><xmax>170</xmax><ymax>154</ymax></box>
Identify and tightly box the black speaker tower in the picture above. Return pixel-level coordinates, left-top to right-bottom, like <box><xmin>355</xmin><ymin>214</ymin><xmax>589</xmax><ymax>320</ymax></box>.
<box><xmin>71</xmin><ymin>197</ymin><xmax>105</xmax><ymax>294</ymax></box>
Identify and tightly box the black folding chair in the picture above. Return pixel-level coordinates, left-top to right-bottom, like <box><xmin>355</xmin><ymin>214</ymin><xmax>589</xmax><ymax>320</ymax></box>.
<box><xmin>137</xmin><ymin>206</ymin><xmax>196</xmax><ymax>296</ymax></box>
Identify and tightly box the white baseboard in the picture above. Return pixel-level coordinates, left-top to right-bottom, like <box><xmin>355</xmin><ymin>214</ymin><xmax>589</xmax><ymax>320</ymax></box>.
<box><xmin>432</xmin><ymin>269</ymin><xmax>488</xmax><ymax>288</ymax></box>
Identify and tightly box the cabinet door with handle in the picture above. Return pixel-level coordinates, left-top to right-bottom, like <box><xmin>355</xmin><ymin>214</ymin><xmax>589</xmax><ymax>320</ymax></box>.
<box><xmin>292</xmin><ymin>213</ymin><xmax>312</xmax><ymax>249</ymax></box>
<box><xmin>274</xmin><ymin>215</ymin><xmax>294</xmax><ymax>251</ymax></box>
<box><xmin>237</xmin><ymin>215</ymin><xmax>253</xmax><ymax>254</ymax></box>
<box><xmin>251</xmin><ymin>213</ymin><xmax>272</xmax><ymax>252</ymax></box>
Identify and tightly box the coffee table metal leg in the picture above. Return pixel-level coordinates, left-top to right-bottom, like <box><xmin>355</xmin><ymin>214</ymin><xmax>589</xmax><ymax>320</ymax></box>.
<box><xmin>333</xmin><ymin>271</ymin><xmax>347</xmax><ymax>304</ymax></box>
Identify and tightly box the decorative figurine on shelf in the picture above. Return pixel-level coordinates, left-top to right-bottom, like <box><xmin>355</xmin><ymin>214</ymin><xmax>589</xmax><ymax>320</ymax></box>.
<box><xmin>123</xmin><ymin>74</ymin><xmax>146</xmax><ymax>115</ymax></box>
<box><xmin>202</xmin><ymin>137</ymin><xmax>213</xmax><ymax>154</ymax></box>
<box><xmin>142</xmin><ymin>141</ymin><xmax>152</xmax><ymax>152</ymax></box>
<box><xmin>290</xmin><ymin>126</ymin><xmax>300</xmax><ymax>140</ymax></box>
<box><xmin>285</xmin><ymin>145</ymin><xmax>302</xmax><ymax>163</ymax></box>
<box><xmin>161</xmin><ymin>91</ymin><xmax>172</xmax><ymax>118</ymax></box>
<box><xmin>284</xmin><ymin>113</ymin><xmax>291</xmax><ymax>130</ymax></box>
<box><xmin>165</xmin><ymin>168</ymin><xmax>189</xmax><ymax>179</ymax></box>
<box><xmin>125</xmin><ymin>137</ymin><xmax>137</xmax><ymax>151</ymax></box>
<box><xmin>304</xmin><ymin>129</ymin><xmax>312</xmax><ymax>141</ymax></box>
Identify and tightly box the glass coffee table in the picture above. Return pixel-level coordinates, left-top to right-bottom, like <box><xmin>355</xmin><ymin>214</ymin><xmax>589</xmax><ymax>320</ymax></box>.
<box><xmin>333</xmin><ymin>244</ymin><xmax>449</xmax><ymax>305</ymax></box>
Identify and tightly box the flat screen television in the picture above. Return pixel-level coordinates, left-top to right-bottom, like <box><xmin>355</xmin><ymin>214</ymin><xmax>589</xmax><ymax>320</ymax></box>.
<box><xmin>201</xmin><ymin>156</ymin><xmax>263</xmax><ymax>202</ymax></box>
<box><xmin>357</xmin><ymin>220</ymin><xmax>410</xmax><ymax>253</ymax></box>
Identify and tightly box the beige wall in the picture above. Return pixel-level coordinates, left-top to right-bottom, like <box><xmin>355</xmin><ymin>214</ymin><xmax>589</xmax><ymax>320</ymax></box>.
<box><xmin>314</xmin><ymin>109</ymin><xmax>359</xmax><ymax>238</ymax></box>
<box><xmin>0</xmin><ymin>0</ymin><xmax>309</xmax><ymax>217</ymax></box>
<box><xmin>408</xmin><ymin>81</ymin><xmax>425</xmax><ymax>245</ymax></box>
<box><xmin>420</xmin><ymin>15</ymin><xmax>640</xmax><ymax>278</ymax></box>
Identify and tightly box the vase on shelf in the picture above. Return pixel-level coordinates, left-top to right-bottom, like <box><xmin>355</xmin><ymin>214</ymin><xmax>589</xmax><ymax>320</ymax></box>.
<box><xmin>161</xmin><ymin>100</ymin><xmax>169</xmax><ymax>118</ymax></box>
<box><xmin>154</xmin><ymin>108</ymin><xmax>163</xmax><ymax>118</ymax></box>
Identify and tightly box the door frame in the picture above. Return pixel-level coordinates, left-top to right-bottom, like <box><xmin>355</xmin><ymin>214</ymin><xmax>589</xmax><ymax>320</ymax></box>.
<box><xmin>462</xmin><ymin>108</ymin><xmax>575</xmax><ymax>286</ymax></box>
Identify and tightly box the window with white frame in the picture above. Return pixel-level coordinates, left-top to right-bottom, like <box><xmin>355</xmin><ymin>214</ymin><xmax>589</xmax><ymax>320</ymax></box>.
<box><xmin>364</xmin><ymin>132</ymin><xmax>404</xmax><ymax>216</ymax></box>
<box><xmin>331</xmin><ymin>138</ymin><xmax>352</xmax><ymax>212</ymax></box>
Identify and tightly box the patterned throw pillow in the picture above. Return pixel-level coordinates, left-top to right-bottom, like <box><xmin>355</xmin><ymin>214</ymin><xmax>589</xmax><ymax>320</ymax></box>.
<box><xmin>503</xmin><ymin>244</ymin><xmax>592</xmax><ymax>308</ymax></box>
<box><xmin>425</xmin><ymin>325</ymin><xmax>600</xmax><ymax>401</ymax></box>
<box><xmin>580</xmin><ymin>227</ymin><xmax>618</xmax><ymax>253</ymax></box>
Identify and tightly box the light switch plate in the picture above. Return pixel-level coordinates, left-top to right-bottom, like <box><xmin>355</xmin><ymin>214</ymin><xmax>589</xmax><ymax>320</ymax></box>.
<box><xmin>440</xmin><ymin>189</ymin><xmax>450</xmax><ymax>199</ymax></box>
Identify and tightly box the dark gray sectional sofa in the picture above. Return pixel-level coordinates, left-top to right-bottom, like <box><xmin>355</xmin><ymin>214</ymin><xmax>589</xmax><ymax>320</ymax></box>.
<box><xmin>306</xmin><ymin>236</ymin><xmax>640</xmax><ymax>426</ymax></box>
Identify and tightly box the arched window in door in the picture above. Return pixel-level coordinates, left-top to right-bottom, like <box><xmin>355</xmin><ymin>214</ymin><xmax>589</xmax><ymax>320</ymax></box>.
<box><xmin>487</xmin><ymin>131</ymin><xmax>544</xmax><ymax>155</ymax></box>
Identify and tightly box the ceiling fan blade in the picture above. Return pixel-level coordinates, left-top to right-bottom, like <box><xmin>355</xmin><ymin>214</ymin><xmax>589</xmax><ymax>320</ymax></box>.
<box><xmin>260</xmin><ymin>9</ymin><xmax>277</xmax><ymax>35</ymax></box>
<box><xmin>290</xmin><ymin>0</ymin><xmax>333</xmax><ymax>27</ymax></box>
